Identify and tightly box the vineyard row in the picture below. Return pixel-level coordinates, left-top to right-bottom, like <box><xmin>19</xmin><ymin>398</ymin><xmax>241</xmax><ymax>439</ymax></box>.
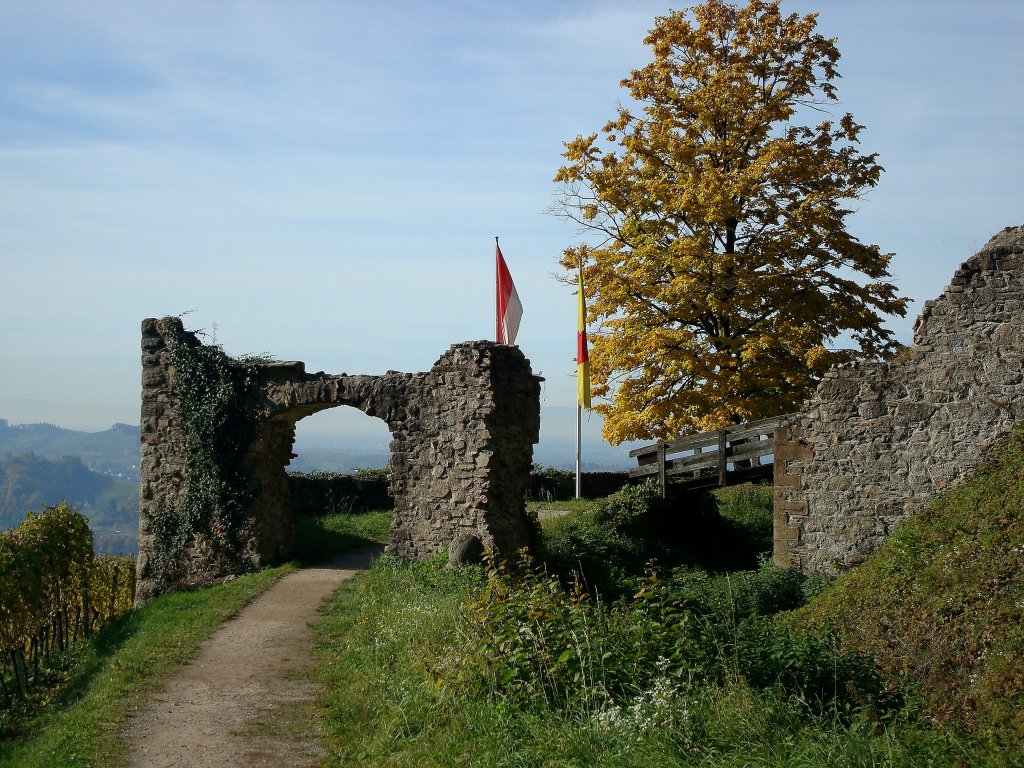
<box><xmin>0</xmin><ymin>503</ymin><xmax>136</xmax><ymax>707</ymax></box>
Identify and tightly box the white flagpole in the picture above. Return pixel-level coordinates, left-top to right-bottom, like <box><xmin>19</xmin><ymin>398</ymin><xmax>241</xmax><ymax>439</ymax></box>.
<box><xmin>494</xmin><ymin>236</ymin><xmax>499</xmax><ymax>342</ymax></box>
<box><xmin>575</xmin><ymin>402</ymin><xmax>582</xmax><ymax>498</ymax></box>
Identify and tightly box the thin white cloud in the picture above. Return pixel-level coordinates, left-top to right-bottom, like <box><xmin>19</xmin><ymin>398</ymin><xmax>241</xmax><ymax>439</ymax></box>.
<box><xmin>0</xmin><ymin>0</ymin><xmax>1021</xmax><ymax>451</ymax></box>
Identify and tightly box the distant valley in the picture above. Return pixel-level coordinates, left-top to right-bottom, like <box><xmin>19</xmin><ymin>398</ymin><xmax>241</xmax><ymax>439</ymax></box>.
<box><xmin>0</xmin><ymin>452</ymin><xmax>138</xmax><ymax>553</ymax></box>
<box><xmin>0</xmin><ymin>415</ymin><xmax>630</xmax><ymax>555</ymax></box>
<box><xmin>0</xmin><ymin>418</ymin><xmax>392</xmax><ymax>553</ymax></box>
<box><xmin>286</xmin><ymin>447</ymin><xmax>390</xmax><ymax>474</ymax></box>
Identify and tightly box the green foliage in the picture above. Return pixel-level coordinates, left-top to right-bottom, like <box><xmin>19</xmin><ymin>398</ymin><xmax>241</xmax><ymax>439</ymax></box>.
<box><xmin>539</xmin><ymin>482</ymin><xmax>663</xmax><ymax>597</ymax></box>
<box><xmin>310</xmin><ymin>555</ymin><xmax>978</xmax><ymax>767</ymax></box>
<box><xmin>665</xmin><ymin>560</ymin><xmax>811</xmax><ymax>624</ymax></box>
<box><xmin>447</xmin><ymin>555</ymin><xmax>888</xmax><ymax>722</ymax></box>
<box><xmin>539</xmin><ymin>481</ymin><xmax>777</xmax><ymax>596</ymax></box>
<box><xmin>797</xmin><ymin>424</ymin><xmax>1024</xmax><ymax>752</ymax></box>
<box><xmin>707</xmin><ymin>482</ymin><xmax>775</xmax><ymax>558</ymax></box>
<box><xmin>527</xmin><ymin>464</ymin><xmax>575</xmax><ymax>501</ymax></box>
<box><xmin>351</xmin><ymin>466</ymin><xmax>390</xmax><ymax>482</ymax></box>
<box><xmin>0</xmin><ymin>504</ymin><xmax>135</xmax><ymax>721</ymax></box>
<box><xmin>734</xmin><ymin>618</ymin><xmax>896</xmax><ymax>718</ymax></box>
<box><xmin>147</xmin><ymin>319</ymin><xmax>264</xmax><ymax>592</ymax></box>
<box><xmin>447</xmin><ymin>557</ymin><xmax>714</xmax><ymax>712</ymax></box>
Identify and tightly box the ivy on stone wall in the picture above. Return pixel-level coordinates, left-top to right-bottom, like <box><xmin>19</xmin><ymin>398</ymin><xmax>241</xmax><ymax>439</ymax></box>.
<box><xmin>151</xmin><ymin>319</ymin><xmax>264</xmax><ymax>583</ymax></box>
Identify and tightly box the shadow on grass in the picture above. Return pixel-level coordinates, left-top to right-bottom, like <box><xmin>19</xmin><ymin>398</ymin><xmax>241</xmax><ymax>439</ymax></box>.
<box><xmin>293</xmin><ymin>532</ymin><xmax>383</xmax><ymax>567</ymax></box>
<box><xmin>0</xmin><ymin>609</ymin><xmax>141</xmax><ymax>744</ymax></box>
<box><xmin>654</xmin><ymin>484</ymin><xmax>774</xmax><ymax>572</ymax></box>
<box><xmin>291</xmin><ymin>511</ymin><xmax>392</xmax><ymax>567</ymax></box>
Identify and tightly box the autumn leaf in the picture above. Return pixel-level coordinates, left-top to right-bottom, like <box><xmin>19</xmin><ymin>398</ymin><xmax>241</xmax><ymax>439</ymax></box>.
<box><xmin>554</xmin><ymin>0</ymin><xmax>907</xmax><ymax>443</ymax></box>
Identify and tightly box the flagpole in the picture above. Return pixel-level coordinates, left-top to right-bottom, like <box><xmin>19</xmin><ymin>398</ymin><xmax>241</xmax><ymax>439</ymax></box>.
<box><xmin>575</xmin><ymin>256</ymin><xmax>583</xmax><ymax>499</ymax></box>
<box><xmin>494</xmin><ymin>236</ymin><xmax>499</xmax><ymax>342</ymax></box>
<box><xmin>575</xmin><ymin>403</ymin><xmax>582</xmax><ymax>499</ymax></box>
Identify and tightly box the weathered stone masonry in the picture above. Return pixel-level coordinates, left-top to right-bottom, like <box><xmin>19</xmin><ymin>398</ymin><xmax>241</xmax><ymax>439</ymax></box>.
<box><xmin>774</xmin><ymin>225</ymin><xmax>1024</xmax><ymax>573</ymax></box>
<box><xmin>137</xmin><ymin>317</ymin><xmax>541</xmax><ymax>602</ymax></box>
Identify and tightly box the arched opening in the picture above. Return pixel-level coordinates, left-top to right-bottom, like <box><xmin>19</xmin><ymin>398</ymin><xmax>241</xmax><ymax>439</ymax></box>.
<box><xmin>288</xmin><ymin>406</ymin><xmax>394</xmax><ymax>516</ymax></box>
<box><xmin>244</xmin><ymin>402</ymin><xmax>396</xmax><ymax>564</ymax></box>
<box><xmin>284</xmin><ymin>406</ymin><xmax>395</xmax><ymax>562</ymax></box>
<box><xmin>289</xmin><ymin>406</ymin><xmax>391</xmax><ymax>476</ymax></box>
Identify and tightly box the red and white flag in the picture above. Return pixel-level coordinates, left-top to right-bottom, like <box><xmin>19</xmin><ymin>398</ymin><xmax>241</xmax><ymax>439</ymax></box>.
<box><xmin>495</xmin><ymin>243</ymin><xmax>523</xmax><ymax>345</ymax></box>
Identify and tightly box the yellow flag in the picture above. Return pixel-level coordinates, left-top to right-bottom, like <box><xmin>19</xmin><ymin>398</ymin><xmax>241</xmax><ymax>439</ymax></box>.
<box><xmin>577</xmin><ymin>268</ymin><xmax>591</xmax><ymax>408</ymax></box>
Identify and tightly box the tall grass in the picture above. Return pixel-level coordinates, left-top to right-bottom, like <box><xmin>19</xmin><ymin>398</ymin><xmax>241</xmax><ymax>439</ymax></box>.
<box><xmin>310</xmin><ymin>555</ymin><xmax>979</xmax><ymax>767</ymax></box>
<box><xmin>308</xmin><ymin>483</ymin><xmax>983</xmax><ymax>765</ymax></box>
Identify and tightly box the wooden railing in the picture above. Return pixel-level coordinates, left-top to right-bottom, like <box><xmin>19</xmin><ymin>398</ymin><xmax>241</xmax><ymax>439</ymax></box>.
<box><xmin>628</xmin><ymin>415</ymin><xmax>794</xmax><ymax>496</ymax></box>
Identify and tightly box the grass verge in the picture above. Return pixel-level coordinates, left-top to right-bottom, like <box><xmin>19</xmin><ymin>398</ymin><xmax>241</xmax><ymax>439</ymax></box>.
<box><xmin>0</xmin><ymin>564</ymin><xmax>293</xmax><ymax>768</ymax></box>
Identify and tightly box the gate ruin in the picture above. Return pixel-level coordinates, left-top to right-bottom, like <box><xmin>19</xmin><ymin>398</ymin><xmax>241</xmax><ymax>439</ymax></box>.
<box><xmin>136</xmin><ymin>317</ymin><xmax>541</xmax><ymax>603</ymax></box>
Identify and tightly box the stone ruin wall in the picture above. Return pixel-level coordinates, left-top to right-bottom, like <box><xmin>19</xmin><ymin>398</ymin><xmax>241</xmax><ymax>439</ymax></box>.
<box><xmin>137</xmin><ymin>317</ymin><xmax>541</xmax><ymax>602</ymax></box>
<box><xmin>774</xmin><ymin>226</ymin><xmax>1024</xmax><ymax>573</ymax></box>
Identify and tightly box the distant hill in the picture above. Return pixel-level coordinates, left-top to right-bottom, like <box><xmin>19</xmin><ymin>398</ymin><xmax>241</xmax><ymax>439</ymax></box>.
<box><xmin>0</xmin><ymin>418</ymin><xmax>140</xmax><ymax>481</ymax></box>
<box><xmin>287</xmin><ymin>447</ymin><xmax>390</xmax><ymax>474</ymax></box>
<box><xmin>0</xmin><ymin>452</ymin><xmax>138</xmax><ymax>554</ymax></box>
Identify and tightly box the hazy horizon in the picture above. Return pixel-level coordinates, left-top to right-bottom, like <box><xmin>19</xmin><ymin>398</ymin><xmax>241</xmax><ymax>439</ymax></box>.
<box><xmin>0</xmin><ymin>403</ymin><xmax>644</xmax><ymax>472</ymax></box>
<box><xmin>2</xmin><ymin>1</ymin><xmax>1021</xmax><ymax>452</ymax></box>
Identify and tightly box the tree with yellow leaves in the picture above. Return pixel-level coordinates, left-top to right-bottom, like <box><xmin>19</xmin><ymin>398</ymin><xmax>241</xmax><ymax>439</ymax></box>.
<box><xmin>555</xmin><ymin>0</ymin><xmax>907</xmax><ymax>444</ymax></box>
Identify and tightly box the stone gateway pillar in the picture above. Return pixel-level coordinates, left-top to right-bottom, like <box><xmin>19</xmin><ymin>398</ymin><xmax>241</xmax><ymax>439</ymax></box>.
<box><xmin>136</xmin><ymin>317</ymin><xmax>541</xmax><ymax>603</ymax></box>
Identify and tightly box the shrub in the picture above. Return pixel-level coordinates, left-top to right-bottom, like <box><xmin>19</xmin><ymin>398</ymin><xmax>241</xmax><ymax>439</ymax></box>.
<box><xmin>735</xmin><ymin>618</ymin><xmax>898</xmax><ymax>719</ymax></box>
<box><xmin>539</xmin><ymin>482</ymin><xmax>663</xmax><ymax>597</ymax></box>
<box><xmin>666</xmin><ymin>558</ymin><xmax>811</xmax><ymax>625</ymax></box>
<box><xmin>527</xmin><ymin>464</ymin><xmax>575</xmax><ymax>502</ymax></box>
<box><xmin>539</xmin><ymin>482</ymin><xmax>779</xmax><ymax>596</ymax></box>
<box><xmin>447</xmin><ymin>554</ymin><xmax>887</xmax><ymax>722</ymax></box>
<box><xmin>448</xmin><ymin>556</ymin><xmax>714</xmax><ymax>712</ymax></box>
<box><xmin>351</xmin><ymin>467</ymin><xmax>390</xmax><ymax>482</ymax></box>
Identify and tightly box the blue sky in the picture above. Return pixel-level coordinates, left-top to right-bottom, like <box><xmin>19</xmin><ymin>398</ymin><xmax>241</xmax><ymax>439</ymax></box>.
<box><xmin>1</xmin><ymin>0</ymin><xmax>1021</xmax><ymax>467</ymax></box>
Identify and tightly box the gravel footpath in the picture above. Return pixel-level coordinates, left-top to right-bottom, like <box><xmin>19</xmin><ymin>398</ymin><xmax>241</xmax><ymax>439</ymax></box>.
<box><xmin>125</xmin><ymin>548</ymin><xmax>378</xmax><ymax>768</ymax></box>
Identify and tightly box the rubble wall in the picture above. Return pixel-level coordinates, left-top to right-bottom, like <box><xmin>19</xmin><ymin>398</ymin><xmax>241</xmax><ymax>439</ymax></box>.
<box><xmin>774</xmin><ymin>226</ymin><xmax>1024</xmax><ymax>573</ymax></box>
<box><xmin>137</xmin><ymin>317</ymin><xmax>540</xmax><ymax>602</ymax></box>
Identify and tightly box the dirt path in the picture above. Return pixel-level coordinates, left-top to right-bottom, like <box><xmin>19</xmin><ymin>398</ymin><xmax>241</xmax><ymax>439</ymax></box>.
<box><xmin>125</xmin><ymin>548</ymin><xmax>378</xmax><ymax>768</ymax></box>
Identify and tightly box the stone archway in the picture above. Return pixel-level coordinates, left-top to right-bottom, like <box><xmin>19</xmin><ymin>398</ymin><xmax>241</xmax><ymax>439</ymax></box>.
<box><xmin>136</xmin><ymin>317</ymin><xmax>541</xmax><ymax>603</ymax></box>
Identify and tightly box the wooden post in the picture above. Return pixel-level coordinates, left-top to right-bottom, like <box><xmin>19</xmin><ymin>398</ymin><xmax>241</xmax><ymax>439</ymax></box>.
<box><xmin>110</xmin><ymin>564</ymin><xmax>120</xmax><ymax>621</ymax></box>
<box><xmin>657</xmin><ymin>442</ymin><xmax>667</xmax><ymax>498</ymax></box>
<box><xmin>718</xmin><ymin>429</ymin><xmax>728</xmax><ymax>487</ymax></box>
